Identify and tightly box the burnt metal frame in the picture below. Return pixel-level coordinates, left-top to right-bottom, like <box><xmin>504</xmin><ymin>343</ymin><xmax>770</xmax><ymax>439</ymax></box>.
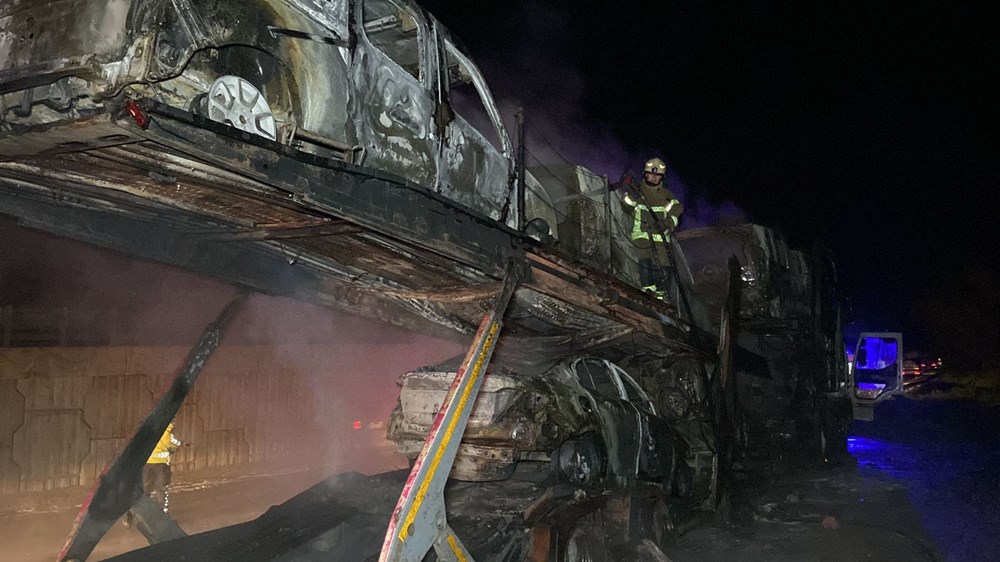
<box><xmin>0</xmin><ymin>101</ymin><xmax>699</xmax><ymax>344</ymax></box>
<box><xmin>379</xmin><ymin>264</ymin><xmax>521</xmax><ymax>562</ymax></box>
<box><xmin>138</xmin><ymin>100</ymin><xmax>521</xmax><ymax>275</ymax></box>
<box><xmin>0</xmin><ymin>191</ymin><xmax>463</xmax><ymax>338</ymax></box>
<box><xmin>58</xmin><ymin>291</ymin><xmax>249</xmax><ymax>562</ymax></box>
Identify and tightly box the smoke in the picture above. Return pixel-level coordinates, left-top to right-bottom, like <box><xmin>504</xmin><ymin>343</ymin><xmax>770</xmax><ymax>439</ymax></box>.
<box><xmin>1</xmin><ymin>218</ymin><xmax>462</xmax><ymax>475</ymax></box>
<box><xmin>451</xmin><ymin>1</ymin><xmax>748</xmax><ymax>230</ymax></box>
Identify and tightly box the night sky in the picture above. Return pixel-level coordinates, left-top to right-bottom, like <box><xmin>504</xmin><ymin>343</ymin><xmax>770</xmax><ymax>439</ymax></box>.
<box><xmin>423</xmin><ymin>1</ymin><xmax>1000</xmax><ymax>356</ymax></box>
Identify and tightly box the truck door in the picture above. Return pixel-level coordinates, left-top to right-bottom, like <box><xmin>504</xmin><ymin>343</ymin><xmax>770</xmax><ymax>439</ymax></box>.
<box><xmin>351</xmin><ymin>0</ymin><xmax>438</xmax><ymax>187</ymax></box>
<box><xmin>436</xmin><ymin>37</ymin><xmax>514</xmax><ymax>222</ymax></box>
<box><xmin>573</xmin><ymin>358</ymin><xmax>641</xmax><ymax>486</ymax></box>
<box><xmin>851</xmin><ymin>332</ymin><xmax>903</xmax><ymax>421</ymax></box>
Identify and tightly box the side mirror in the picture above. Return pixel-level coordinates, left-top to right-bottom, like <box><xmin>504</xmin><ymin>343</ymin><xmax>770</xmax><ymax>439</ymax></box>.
<box><xmin>850</xmin><ymin>332</ymin><xmax>903</xmax><ymax>421</ymax></box>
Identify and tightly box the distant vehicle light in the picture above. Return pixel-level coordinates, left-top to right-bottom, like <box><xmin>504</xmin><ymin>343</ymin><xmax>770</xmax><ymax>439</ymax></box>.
<box><xmin>352</xmin><ymin>420</ymin><xmax>362</xmax><ymax>430</ymax></box>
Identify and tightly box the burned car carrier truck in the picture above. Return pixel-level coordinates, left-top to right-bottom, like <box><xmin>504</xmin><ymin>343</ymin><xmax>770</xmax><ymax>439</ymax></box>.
<box><xmin>0</xmin><ymin>1</ymin><xmax>862</xmax><ymax>561</ymax></box>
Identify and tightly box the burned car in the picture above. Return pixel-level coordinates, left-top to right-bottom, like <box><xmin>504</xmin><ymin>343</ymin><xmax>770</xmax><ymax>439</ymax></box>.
<box><xmin>0</xmin><ymin>0</ymin><xmax>521</xmax><ymax>223</ymax></box>
<box><xmin>387</xmin><ymin>354</ymin><xmax>683</xmax><ymax>490</ymax></box>
<box><xmin>675</xmin><ymin>224</ymin><xmax>798</xmax><ymax>325</ymax></box>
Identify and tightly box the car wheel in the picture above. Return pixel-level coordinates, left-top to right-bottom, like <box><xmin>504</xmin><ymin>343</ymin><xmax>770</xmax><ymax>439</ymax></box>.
<box><xmin>178</xmin><ymin>46</ymin><xmax>299</xmax><ymax>143</ymax></box>
<box><xmin>553</xmin><ymin>433</ymin><xmax>607</xmax><ymax>487</ymax></box>
<box><xmin>563</xmin><ymin>524</ymin><xmax>611</xmax><ymax>562</ymax></box>
<box><xmin>201</xmin><ymin>74</ymin><xmax>279</xmax><ymax>140</ymax></box>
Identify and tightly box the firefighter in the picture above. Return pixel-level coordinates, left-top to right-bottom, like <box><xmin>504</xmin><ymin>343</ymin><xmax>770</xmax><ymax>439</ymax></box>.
<box><xmin>125</xmin><ymin>421</ymin><xmax>182</xmax><ymax>527</ymax></box>
<box><xmin>616</xmin><ymin>157</ymin><xmax>684</xmax><ymax>297</ymax></box>
<box><xmin>145</xmin><ymin>421</ymin><xmax>182</xmax><ymax>513</ymax></box>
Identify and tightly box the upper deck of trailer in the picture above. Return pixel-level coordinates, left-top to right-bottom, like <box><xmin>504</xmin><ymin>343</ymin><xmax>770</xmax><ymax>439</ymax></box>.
<box><xmin>0</xmin><ymin>100</ymin><xmax>706</xmax><ymax>356</ymax></box>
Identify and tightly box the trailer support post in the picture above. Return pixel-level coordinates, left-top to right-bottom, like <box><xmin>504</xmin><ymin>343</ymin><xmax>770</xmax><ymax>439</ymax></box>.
<box><xmin>379</xmin><ymin>264</ymin><xmax>522</xmax><ymax>562</ymax></box>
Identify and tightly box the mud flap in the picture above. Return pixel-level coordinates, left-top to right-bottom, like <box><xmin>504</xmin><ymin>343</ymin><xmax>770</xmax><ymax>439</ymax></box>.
<box><xmin>819</xmin><ymin>392</ymin><xmax>853</xmax><ymax>463</ymax></box>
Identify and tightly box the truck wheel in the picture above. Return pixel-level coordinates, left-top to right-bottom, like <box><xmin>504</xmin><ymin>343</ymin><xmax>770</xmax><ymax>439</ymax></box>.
<box><xmin>633</xmin><ymin>498</ymin><xmax>674</xmax><ymax>549</ymax></box>
<box><xmin>563</xmin><ymin>524</ymin><xmax>611</xmax><ymax>562</ymax></box>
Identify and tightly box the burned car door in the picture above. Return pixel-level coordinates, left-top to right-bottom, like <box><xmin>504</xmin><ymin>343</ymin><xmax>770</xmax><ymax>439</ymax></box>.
<box><xmin>613</xmin><ymin>364</ymin><xmax>674</xmax><ymax>481</ymax></box>
<box><xmin>350</xmin><ymin>0</ymin><xmax>438</xmax><ymax>186</ymax></box>
<box><xmin>573</xmin><ymin>358</ymin><xmax>641</xmax><ymax>486</ymax></box>
<box><xmin>436</xmin><ymin>37</ymin><xmax>514</xmax><ymax>222</ymax></box>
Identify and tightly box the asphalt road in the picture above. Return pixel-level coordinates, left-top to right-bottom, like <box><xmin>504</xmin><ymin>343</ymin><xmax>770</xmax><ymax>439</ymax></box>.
<box><xmin>668</xmin><ymin>397</ymin><xmax>999</xmax><ymax>562</ymax></box>
<box><xmin>0</xmin><ymin>436</ymin><xmax>404</xmax><ymax>562</ymax></box>
<box><xmin>1</xmin><ymin>398</ymin><xmax>995</xmax><ymax>561</ymax></box>
<box><xmin>850</xmin><ymin>398</ymin><xmax>1000</xmax><ymax>562</ymax></box>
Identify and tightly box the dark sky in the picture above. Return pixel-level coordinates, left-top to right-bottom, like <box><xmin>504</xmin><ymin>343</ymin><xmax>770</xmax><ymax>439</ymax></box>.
<box><xmin>422</xmin><ymin>0</ymin><xmax>1000</xmax><ymax>345</ymax></box>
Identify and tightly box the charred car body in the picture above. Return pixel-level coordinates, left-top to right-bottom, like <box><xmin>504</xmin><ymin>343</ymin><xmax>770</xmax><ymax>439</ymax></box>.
<box><xmin>1</xmin><ymin>0</ymin><xmax>530</xmax><ymax>224</ymax></box>
<box><xmin>676</xmin><ymin>226</ymin><xmax>851</xmax><ymax>463</ymax></box>
<box><xmin>388</xmin><ymin>354</ymin><xmax>684</xmax><ymax>490</ymax></box>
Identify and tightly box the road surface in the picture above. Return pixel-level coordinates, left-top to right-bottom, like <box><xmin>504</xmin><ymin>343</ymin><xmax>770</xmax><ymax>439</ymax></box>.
<box><xmin>1</xmin><ymin>398</ymin><xmax>995</xmax><ymax>561</ymax></box>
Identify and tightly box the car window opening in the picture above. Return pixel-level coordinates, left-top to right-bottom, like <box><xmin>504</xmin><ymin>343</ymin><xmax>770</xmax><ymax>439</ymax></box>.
<box><xmin>444</xmin><ymin>42</ymin><xmax>503</xmax><ymax>152</ymax></box>
<box><xmin>363</xmin><ymin>0</ymin><xmax>422</xmax><ymax>81</ymax></box>
<box><xmin>586</xmin><ymin>359</ymin><xmax>621</xmax><ymax>398</ymax></box>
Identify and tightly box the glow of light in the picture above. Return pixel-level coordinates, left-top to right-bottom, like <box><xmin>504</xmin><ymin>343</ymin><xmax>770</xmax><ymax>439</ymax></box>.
<box><xmin>857</xmin><ymin>382</ymin><xmax>886</xmax><ymax>391</ymax></box>
<box><xmin>353</xmin><ymin>420</ymin><xmax>362</xmax><ymax>430</ymax></box>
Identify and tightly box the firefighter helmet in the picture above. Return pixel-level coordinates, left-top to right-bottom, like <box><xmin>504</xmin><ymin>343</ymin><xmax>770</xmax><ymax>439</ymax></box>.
<box><xmin>644</xmin><ymin>158</ymin><xmax>667</xmax><ymax>176</ymax></box>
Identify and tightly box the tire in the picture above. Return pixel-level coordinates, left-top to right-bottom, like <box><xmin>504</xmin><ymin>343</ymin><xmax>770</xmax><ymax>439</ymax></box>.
<box><xmin>553</xmin><ymin>433</ymin><xmax>607</xmax><ymax>488</ymax></box>
<box><xmin>563</xmin><ymin>524</ymin><xmax>611</xmax><ymax>562</ymax></box>
<box><xmin>633</xmin><ymin>498</ymin><xmax>674</xmax><ymax>550</ymax></box>
<box><xmin>177</xmin><ymin>46</ymin><xmax>299</xmax><ymax>142</ymax></box>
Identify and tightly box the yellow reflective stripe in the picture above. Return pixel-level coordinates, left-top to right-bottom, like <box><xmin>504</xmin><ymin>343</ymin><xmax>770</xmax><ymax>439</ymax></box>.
<box><xmin>397</xmin><ymin>321</ymin><xmax>500</xmax><ymax>543</ymax></box>
<box><xmin>631</xmin><ymin>203</ymin><xmax>670</xmax><ymax>242</ymax></box>
<box><xmin>631</xmin><ymin>205</ymin><xmax>647</xmax><ymax>240</ymax></box>
<box><xmin>447</xmin><ymin>534</ymin><xmax>468</xmax><ymax>562</ymax></box>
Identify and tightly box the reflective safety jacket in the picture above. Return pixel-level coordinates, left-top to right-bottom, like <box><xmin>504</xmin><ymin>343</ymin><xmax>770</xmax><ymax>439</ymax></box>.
<box><xmin>621</xmin><ymin>181</ymin><xmax>684</xmax><ymax>248</ymax></box>
<box><xmin>147</xmin><ymin>428</ymin><xmax>182</xmax><ymax>465</ymax></box>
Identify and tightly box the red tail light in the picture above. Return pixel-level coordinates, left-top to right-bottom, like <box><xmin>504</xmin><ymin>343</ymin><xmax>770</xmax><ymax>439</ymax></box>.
<box><xmin>125</xmin><ymin>99</ymin><xmax>149</xmax><ymax>129</ymax></box>
<box><xmin>352</xmin><ymin>420</ymin><xmax>362</xmax><ymax>430</ymax></box>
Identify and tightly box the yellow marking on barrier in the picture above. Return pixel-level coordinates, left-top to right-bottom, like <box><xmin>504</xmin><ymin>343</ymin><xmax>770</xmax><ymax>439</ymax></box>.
<box><xmin>447</xmin><ymin>533</ymin><xmax>468</xmax><ymax>562</ymax></box>
<box><xmin>397</xmin><ymin>320</ymin><xmax>500</xmax><ymax>543</ymax></box>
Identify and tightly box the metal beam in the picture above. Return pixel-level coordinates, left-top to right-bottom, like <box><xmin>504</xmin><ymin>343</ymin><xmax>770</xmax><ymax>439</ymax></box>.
<box><xmin>59</xmin><ymin>291</ymin><xmax>248</xmax><ymax>562</ymax></box>
<box><xmin>0</xmin><ymin>192</ymin><xmax>472</xmax><ymax>338</ymax></box>
<box><xmin>135</xmin><ymin>103</ymin><xmax>521</xmax><ymax>276</ymax></box>
<box><xmin>198</xmin><ymin>220</ymin><xmax>364</xmax><ymax>241</ymax></box>
<box><xmin>379</xmin><ymin>264</ymin><xmax>522</xmax><ymax>562</ymax></box>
